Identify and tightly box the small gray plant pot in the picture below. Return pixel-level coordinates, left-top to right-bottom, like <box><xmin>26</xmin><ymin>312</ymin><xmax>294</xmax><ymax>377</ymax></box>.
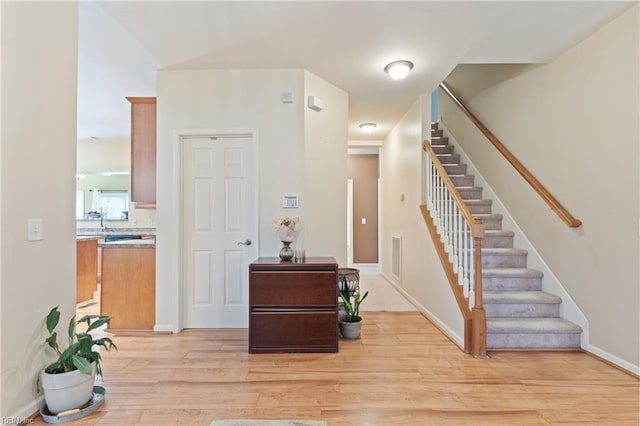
<box><xmin>339</xmin><ymin>318</ymin><xmax>362</xmax><ymax>339</ymax></box>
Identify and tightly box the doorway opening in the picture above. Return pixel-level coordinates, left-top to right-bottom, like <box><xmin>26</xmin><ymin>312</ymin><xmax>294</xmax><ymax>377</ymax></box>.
<box><xmin>347</xmin><ymin>148</ymin><xmax>380</xmax><ymax>273</ymax></box>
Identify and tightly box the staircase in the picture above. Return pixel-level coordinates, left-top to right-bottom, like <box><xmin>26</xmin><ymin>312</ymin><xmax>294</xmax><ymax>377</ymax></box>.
<box><xmin>431</xmin><ymin>122</ymin><xmax>583</xmax><ymax>349</ymax></box>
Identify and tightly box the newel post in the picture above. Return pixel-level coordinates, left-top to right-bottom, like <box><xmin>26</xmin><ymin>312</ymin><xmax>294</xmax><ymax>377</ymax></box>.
<box><xmin>471</xmin><ymin>218</ymin><xmax>487</xmax><ymax>358</ymax></box>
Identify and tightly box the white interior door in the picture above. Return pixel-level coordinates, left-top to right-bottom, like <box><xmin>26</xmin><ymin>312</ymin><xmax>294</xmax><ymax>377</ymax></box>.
<box><xmin>183</xmin><ymin>136</ymin><xmax>256</xmax><ymax>328</ymax></box>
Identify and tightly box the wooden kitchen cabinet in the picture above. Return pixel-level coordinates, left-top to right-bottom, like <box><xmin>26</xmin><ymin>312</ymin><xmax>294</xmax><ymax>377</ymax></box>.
<box><xmin>126</xmin><ymin>97</ymin><xmax>156</xmax><ymax>206</ymax></box>
<box><xmin>249</xmin><ymin>257</ymin><xmax>338</xmax><ymax>353</ymax></box>
<box><xmin>76</xmin><ymin>237</ymin><xmax>98</xmax><ymax>303</ymax></box>
<box><xmin>101</xmin><ymin>245</ymin><xmax>156</xmax><ymax>329</ymax></box>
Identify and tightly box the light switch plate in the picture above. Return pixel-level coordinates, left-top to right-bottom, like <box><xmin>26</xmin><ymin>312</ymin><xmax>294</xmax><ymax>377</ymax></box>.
<box><xmin>28</xmin><ymin>218</ymin><xmax>43</xmax><ymax>241</ymax></box>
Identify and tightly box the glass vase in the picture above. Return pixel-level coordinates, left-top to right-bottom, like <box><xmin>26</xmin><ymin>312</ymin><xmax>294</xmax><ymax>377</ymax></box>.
<box><xmin>279</xmin><ymin>241</ymin><xmax>294</xmax><ymax>261</ymax></box>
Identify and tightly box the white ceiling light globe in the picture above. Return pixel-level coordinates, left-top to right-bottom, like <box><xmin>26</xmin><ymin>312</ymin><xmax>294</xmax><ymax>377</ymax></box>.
<box><xmin>359</xmin><ymin>123</ymin><xmax>377</xmax><ymax>134</ymax></box>
<box><xmin>384</xmin><ymin>60</ymin><xmax>414</xmax><ymax>80</ymax></box>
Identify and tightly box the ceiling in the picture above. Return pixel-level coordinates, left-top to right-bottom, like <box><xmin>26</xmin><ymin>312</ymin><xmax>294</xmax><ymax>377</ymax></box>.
<box><xmin>77</xmin><ymin>1</ymin><xmax>634</xmax><ymax>142</ymax></box>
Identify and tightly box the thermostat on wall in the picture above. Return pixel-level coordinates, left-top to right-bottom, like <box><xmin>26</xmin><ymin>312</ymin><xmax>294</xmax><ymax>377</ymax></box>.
<box><xmin>282</xmin><ymin>195</ymin><xmax>299</xmax><ymax>208</ymax></box>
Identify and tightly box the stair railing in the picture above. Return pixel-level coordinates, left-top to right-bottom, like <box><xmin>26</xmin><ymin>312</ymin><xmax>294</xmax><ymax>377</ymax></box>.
<box><xmin>439</xmin><ymin>82</ymin><xmax>582</xmax><ymax>228</ymax></box>
<box><xmin>421</xmin><ymin>140</ymin><xmax>486</xmax><ymax>357</ymax></box>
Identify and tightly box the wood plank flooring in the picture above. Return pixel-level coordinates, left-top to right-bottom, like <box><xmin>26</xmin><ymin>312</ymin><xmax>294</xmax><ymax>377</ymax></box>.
<box><xmin>32</xmin><ymin>312</ymin><xmax>639</xmax><ymax>425</ymax></box>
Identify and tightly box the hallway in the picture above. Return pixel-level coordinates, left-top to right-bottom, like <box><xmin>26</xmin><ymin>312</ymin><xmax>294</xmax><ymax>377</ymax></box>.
<box><xmin>357</xmin><ymin>271</ymin><xmax>417</xmax><ymax>312</ymax></box>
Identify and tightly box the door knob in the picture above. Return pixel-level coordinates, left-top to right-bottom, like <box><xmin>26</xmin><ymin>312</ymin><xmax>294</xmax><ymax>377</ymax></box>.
<box><xmin>237</xmin><ymin>239</ymin><xmax>252</xmax><ymax>246</ymax></box>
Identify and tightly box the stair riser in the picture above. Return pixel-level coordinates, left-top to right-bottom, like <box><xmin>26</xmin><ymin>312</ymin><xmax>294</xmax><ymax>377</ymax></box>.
<box><xmin>432</xmin><ymin>129</ymin><xmax>443</xmax><ymax>137</ymax></box>
<box><xmin>465</xmin><ymin>202</ymin><xmax>492</xmax><ymax>214</ymax></box>
<box><xmin>458</xmin><ymin>188</ymin><xmax>483</xmax><ymax>200</ymax></box>
<box><xmin>483</xmin><ymin>277</ymin><xmax>542</xmax><ymax>291</ymax></box>
<box><xmin>431</xmin><ymin>136</ymin><xmax>449</xmax><ymax>144</ymax></box>
<box><xmin>436</xmin><ymin>154</ymin><xmax>460</xmax><ymax>164</ymax></box>
<box><xmin>481</xmin><ymin>217</ymin><xmax>503</xmax><ymax>230</ymax></box>
<box><xmin>482</xmin><ymin>253</ymin><xmax>527</xmax><ymax>268</ymax></box>
<box><xmin>444</xmin><ymin>164</ymin><xmax>467</xmax><ymax>175</ymax></box>
<box><xmin>451</xmin><ymin>175</ymin><xmax>475</xmax><ymax>186</ymax></box>
<box><xmin>485</xmin><ymin>303</ymin><xmax>560</xmax><ymax>318</ymax></box>
<box><xmin>487</xmin><ymin>333</ymin><xmax>581</xmax><ymax>349</ymax></box>
<box><xmin>482</xmin><ymin>235</ymin><xmax>514</xmax><ymax>248</ymax></box>
<box><xmin>432</xmin><ymin>145</ymin><xmax>454</xmax><ymax>154</ymax></box>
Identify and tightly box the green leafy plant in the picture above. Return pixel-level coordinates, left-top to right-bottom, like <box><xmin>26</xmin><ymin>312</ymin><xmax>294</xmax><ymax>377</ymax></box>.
<box><xmin>339</xmin><ymin>287</ymin><xmax>369</xmax><ymax>322</ymax></box>
<box><xmin>40</xmin><ymin>306</ymin><xmax>117</xmax><ymax>381</ymax></box>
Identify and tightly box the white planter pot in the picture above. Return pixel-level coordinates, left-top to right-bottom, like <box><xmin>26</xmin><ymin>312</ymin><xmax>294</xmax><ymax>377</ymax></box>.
<box><xmin>40</xmin><ymin>364</ymin><xmax>96</xmax><ymax>414</ymax></box>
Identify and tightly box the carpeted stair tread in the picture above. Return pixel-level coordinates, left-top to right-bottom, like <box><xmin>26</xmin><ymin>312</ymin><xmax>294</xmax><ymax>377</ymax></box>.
<box><xmin>484</xmin><ymin>230</ymin><xmax>514</xmax><ymax>237</ymax></box>
<box><xmin>482</xmin><ymin>247</ymin><xmax>528</xmax><ymax>257</ymax></box>
<box><xmin>482</xmin><ymin>268</ymin><xmax>543</xmax><ymax>278</ymax></box>
<box><xmin>482</xmin><ymin>247</ymin><xmax>527</xmax><ymax>255</ymax></box>
<box><xmin>484</xmin><ymin>291</ymin><xmax>561</xmax><ymax>304</ymax></box>
<box><xmin>474</xmin><ymin>212</ymin><xmax>502</xmax><ymax>220</ymax></box>
<box><xmin>465</xmin><ymin>199</ymin><xmax>493</xmax><ymax>214</ymax></box>
<box><xmin>487</xmin><ymin>317</ymin><xmax>582</xmax><ymax>334</ymax></box>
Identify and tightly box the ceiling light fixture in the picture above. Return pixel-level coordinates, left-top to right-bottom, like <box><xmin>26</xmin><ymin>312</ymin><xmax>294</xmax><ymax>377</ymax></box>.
<box><xmin>359</xmin><ymin>123</ymin><xmax>377</xmax><ymax>134</ymax></box>
<box><xmin>384</xmin><ymin>60</ymin><xmax>414</xmax><ymax>80</ymax></box>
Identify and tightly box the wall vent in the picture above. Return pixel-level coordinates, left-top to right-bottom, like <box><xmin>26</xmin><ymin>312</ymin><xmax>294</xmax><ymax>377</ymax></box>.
<box><xmin>391</xmin><ymin>235</ymin><xmax>402</xmax><ymax>281</ymax></box>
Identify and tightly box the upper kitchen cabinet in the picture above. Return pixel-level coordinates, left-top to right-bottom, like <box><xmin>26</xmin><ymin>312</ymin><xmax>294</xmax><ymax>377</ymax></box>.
<box><xmin>127</xmin><ymin>97</ymin><xmax>156</xmax><ymax>207</ymax></box>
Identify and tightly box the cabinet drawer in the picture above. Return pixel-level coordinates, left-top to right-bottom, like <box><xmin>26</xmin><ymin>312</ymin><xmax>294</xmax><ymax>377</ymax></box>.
<box><xmin>250</xmin><ymin>271</ymin><xmax>336</xmax><ymax>307</ymax></box>
<box><xmin>250</xmin><ymin>311</ymin><xmax>337</xmax><ymax>352</ymax></box>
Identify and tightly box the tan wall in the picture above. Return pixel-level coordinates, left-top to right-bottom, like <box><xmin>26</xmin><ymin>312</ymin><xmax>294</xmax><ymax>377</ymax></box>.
<box><xmin>441</xmin><ymin>5</ymin><xmax>639</xmax><ymax>369</ymax></box>
<box><xmin>348</xmin><ymin>154</ymin><xmax>379</xmax><ymax>263</ymax></box>
<box><xmin>380</xmin><ymin>96</ymin><xmax>465</xmax><ymax>344</ymax></box>
<box><xmin>156</xmin><ymin>69</ymin><xmax>348</xmax><ymax>331</ymax></box>
<box><xmin>1</xmin><ymin>2</ymin><xmax>78</xmax><ymax>418</ymax></box>
<box><xmin>303</xmin><ymin>71</ymin><xmax>349</xmax><ymax>264</ymax></box>
<box><xmin>77</xmin><ymin>139</ymin><xmax>129</xmax><ymax>174</ymax></box>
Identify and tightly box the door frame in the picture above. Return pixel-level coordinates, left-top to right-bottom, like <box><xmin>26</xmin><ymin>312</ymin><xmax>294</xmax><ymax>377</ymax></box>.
<box><xmin>175</xmin><ymin>129</ymin><xmax>259</xmax><ymax>330</ymax></box>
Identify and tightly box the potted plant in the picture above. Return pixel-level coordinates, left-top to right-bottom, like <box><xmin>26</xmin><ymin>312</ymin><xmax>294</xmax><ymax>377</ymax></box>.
<box><xmin>38</xmin><ymin>306</ymin><xmax>117</xmax><ymax>414</ymax></box>
<box><xmin>338</xmin><ymin>287</ymin><xmax>369</xmax><ymax>339</ymax></box>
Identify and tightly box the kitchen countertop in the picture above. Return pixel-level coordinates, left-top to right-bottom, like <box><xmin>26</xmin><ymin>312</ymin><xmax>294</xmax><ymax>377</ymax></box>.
<box><xmin>76</xmin><ymin>227</ymin><xmax>156</xmax><ymax>236</ymax></box>
<box><xmin>100</xmin><ymin>238</ymin><xmax>155</xmax><ymax>248</ymax></box>
<box><xmin>76</xmin><ymin>235</ymin><xmax>102</xmax><ymax>241</ymax></box>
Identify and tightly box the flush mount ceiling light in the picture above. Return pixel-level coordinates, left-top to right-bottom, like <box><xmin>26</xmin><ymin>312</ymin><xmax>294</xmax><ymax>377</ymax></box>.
<box><xmin>359</xmin><ymin>123</ymin><xmax>377</xmax><ymax>134</ymax></box>
<box><xmin>384</xmin><ymin>60</ymin><xmax>414</xmax><ymax>80</ymax></box>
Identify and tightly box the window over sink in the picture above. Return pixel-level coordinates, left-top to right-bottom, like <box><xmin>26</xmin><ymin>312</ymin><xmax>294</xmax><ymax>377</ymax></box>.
<box><xmin>76</xmin><ymin>173</ymin><xmax>129</xmax><ymax>221</ymax></box>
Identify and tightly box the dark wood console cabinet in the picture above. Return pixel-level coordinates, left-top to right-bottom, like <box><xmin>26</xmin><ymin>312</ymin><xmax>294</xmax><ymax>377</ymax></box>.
<box><xmin>249</xmin><ymin>257</ymin><xmax>338</xmax><ymax>353</ymax></box>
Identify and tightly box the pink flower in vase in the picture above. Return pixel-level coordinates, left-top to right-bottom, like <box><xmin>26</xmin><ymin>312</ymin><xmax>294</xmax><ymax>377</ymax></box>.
<box><xmin>274</xmin><ymin>217</ymin><xmax>299</xmax><ymax>242</ymax></box>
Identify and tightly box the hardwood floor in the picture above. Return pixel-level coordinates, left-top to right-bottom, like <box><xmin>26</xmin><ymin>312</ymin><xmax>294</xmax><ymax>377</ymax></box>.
<box><xmin>32</xmin><ymin>311</ymin><xmax>638</xmax><ymax>425</ymax></box>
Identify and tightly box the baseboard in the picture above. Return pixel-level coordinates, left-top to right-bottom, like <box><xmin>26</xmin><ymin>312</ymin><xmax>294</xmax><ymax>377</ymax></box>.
<box><xmin>584</xmin><ymin>344</ymin><xmax>640</xmax><ymax>377</ymax></box>
<box><xmin>7</xmin><ymin>395</ymin><xmax>43</xmax><ymax>425</ymax></box>
<box><xmin>380</xmin><ymin>272</ymin><xmax>464</xmax><ymax>351</ymax></box>
<box><xmin>153</xmin><ymin>324</ymin><xmax>177</xmax><ymax>333</ymax></box>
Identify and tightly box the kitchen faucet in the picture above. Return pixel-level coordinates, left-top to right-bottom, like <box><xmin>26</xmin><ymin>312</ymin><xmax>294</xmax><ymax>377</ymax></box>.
<box><xmin>100</xmin><ymin>208</ymin><xmax>108</xmax><ymax>232</ymax></box>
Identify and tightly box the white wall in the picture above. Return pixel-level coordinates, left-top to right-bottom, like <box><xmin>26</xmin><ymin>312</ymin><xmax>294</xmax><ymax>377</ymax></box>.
<box><xmin>1</xmin><ymin>2</ymin><xmax>78</xmax><ymax>418</ymax></box>
<box><xmin>380</xmin><ymin>96</ymin><xmax>465</xmax><ymax>345</ymax></box>
<box><xmin>303</xmin><ymin>71</ymin><xmax>349</xmax><ymax>265</ymax></box>
<box><xmin>441</xmin><ymin>5</ymin><xmax>639</xmax><ymax>370</ymax></box>
<box><xmin>156</xmin><ymin>69</ymin><xmax>347</xmax><ymax>332</ymax></box>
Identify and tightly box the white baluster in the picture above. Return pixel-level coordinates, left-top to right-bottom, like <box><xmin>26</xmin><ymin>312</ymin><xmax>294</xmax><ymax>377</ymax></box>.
<box><xmin>452</xmin><ymin>203</ymin><xmax>459</xmax><ymax>272</ymax></box>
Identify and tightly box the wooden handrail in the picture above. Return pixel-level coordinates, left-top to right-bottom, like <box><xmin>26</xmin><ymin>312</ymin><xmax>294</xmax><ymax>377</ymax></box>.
<box><xmin>439</xmin><ymin>82</ymin><xmax>582</xmax><ymax>228</ymax></box>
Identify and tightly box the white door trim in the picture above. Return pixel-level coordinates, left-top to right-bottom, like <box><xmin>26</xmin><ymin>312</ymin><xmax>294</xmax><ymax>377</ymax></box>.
<box><xmin>165</xmin><ymin>128</ymin><xmax>258</xmax><ymax>332</ymax></box>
